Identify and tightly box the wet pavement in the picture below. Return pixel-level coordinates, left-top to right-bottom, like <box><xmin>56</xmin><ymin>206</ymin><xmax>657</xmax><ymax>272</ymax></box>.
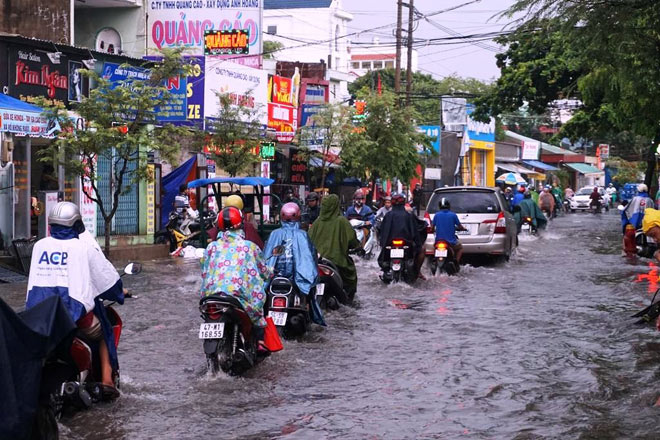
<box><xmin>4</xmin><ymin>212</ymin><xmax>660</xmax><ymax>439</ymax></box>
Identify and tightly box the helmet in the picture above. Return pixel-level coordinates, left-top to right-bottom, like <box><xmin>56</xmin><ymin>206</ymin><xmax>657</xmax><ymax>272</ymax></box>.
<box><xmin>638</xmin><ymin>183</ymin><xmax>648</xmax><ymax>193</ymax></box>
<box><xmin>225</xmin><ymin>194</ymin><xmax>244</xmax><ymax>210</ymax></box>
<box><xmin>280</xmin><ymin>202</ymin><xmax>301</xmax><ymax>222</ymax></box>
<box><xmin>48</xmin><ymin>202</ymin><xmax>81</xmax><ymax>227</ymax></box>
<box><xmin>353</xmin><ymin>189</ymin><xmax>365</xmax><ymax>206</ymax></box>
<box><xmin>439</xmin><ymin>197</ymin><xmax>450</xmax><ymax>210</ymax></box>
<box><xmin>217</xmin><ymin>207</ymin><xmax>243</xmax><ymax>231</ymax></box>
<box><xmin>518</xmin><ymin>186</ymin><xmax>526</xmax><ymax>193</ymax></box>
<box><xmin>524</xmin><ymin>189</ymin><xmax>532</xmax><ymax>198</ymax></box>
<box><xmin>383</xmin><ymin>196</ymin><xmax>392</xmax><ymax>202</ymax></box>
<box><xmin>391</xmin><ymin>193</ymin><xmax>406</xmax><ymax>205</ymax></box>
<box><xmin>306</xmin><ymin>192</ymin><xmax>319</xmax><ymax>202</ymax></box>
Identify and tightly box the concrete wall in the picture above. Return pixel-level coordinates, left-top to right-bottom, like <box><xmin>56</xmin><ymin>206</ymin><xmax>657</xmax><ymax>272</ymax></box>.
<box><xmin>75</xmin><ymin>6</ymin><xmax>146</xmax><ymax>58</ymax></box>
<box><xmin>1</xmin><ymin>0</ymin><xmax>70</xmax><ymax>43</ymax></box>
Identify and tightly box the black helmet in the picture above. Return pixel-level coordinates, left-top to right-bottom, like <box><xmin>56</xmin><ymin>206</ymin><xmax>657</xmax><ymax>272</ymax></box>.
<box><xmin>306</xmin><ymin>192</ymin><xmax>319</xmax><ymax>201</ymax></box>
<box><xmin>439</xmin><ymin>197</ymin><xmax>450</xmax><ymax>210</ymax></box>
<box><xmin>391</xmin><ymin>193</ymin><xmax>406</xmax><ymax>205</ymax></box>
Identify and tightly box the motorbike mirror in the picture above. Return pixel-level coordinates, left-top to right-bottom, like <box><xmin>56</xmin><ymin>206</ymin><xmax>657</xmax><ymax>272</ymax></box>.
<box><xmin>124</xmin><ymin>262</ymin><xmax>142</xmax><ymax>275</ymax></box>
<box><xmin>272</xmin><ymin>245</ymin><xmax>285</xmax><ymax>256</ymax></box>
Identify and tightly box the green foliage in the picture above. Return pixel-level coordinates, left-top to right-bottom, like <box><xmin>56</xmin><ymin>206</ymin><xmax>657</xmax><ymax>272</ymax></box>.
<box><xmin>36</xmin><ymin>48</ymin><xmax>194</xmax><ymax>254</ymax></box>
<box><xmin>340</xmin><ymin>89</ymin><xmax>433</xmax><ymax>182</ymax></box>
<box><xmin>606</xmin><ymin>158</ymin><xmax>644</xmax><ymax>184</ymax></box>
<box><xmin>204</xmin><ymin>92</ymin><xmax>263</xmax><ymax>177</ymax></box>
<box><xmin>263</xmin><ymin>40</ymin><xmax>284</xmax><ymax>59</ymax></box>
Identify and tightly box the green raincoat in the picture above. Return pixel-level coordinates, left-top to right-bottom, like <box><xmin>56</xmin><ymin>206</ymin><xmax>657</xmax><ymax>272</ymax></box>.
<box><xmin>514</xmin><ymin>197</ymin><xmax>547</xmax><ymax>229</ymax></box>
<box><xmin>309</xmin><ymin>195</ymin><xmax>359</xmax><ymax>293</ymax></box>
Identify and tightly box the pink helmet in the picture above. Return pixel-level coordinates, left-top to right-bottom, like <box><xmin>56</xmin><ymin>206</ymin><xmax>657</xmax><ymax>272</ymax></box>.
<box><xmin>280</xmin><ymin>202</ymin><xmax>301</xmax><ymax>222</ymax></box>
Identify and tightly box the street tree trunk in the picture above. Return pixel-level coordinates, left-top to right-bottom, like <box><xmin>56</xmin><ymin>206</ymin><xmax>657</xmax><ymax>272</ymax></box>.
<box><xmin>104</xmin><ymin>217</ymin><xmax>111</xmax><ymax>257</ymax></box>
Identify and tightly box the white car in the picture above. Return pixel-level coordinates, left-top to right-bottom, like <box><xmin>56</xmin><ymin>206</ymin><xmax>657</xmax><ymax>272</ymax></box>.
<box><xmin>569</xmin><ymin>186</ymin><xmax>607</xmax><ymax>212</ymax></box>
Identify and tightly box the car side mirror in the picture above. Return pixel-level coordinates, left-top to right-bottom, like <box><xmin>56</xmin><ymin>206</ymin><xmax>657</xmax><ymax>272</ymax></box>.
<box><xmin>124</xmin><ymin>262</ymin><xmax>142</xmax><ymax>275</ymax></box>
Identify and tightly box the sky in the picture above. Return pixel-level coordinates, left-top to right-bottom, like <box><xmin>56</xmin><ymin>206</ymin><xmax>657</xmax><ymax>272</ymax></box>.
<box><xmin>345</xmin><ymin>0</ymin><xmax>518</xmax><ymax>82</ymax></box>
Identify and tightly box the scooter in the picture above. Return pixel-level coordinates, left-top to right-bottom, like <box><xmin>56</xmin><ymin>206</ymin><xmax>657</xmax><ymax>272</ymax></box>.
<box><xmin>636</xmin><ymin>228</ymin><xmax>658</xmax><ymax>259</ymax></box>
<box><xmin>317</xmin><ymin>257</ymin><xmax>351</xmax><ymax>309</ymax></box>
<box><xmin>348</xmin><ymin>218</ymin><xmax>376</xmax><ymax>259</ymax></box>
<box><xmin>264</xmin><ymin>277</ymin><xmax>311</xmax><ymax>339</ymax></box>
<box><xmin>155</xmin><ymin>209</ymin><xmax>216</xmax><ymax>252</ymax></box>
<box><xmin>199</xmin><ymin>294</ymin><xmax>270</xmax><ymax>376</ymax></box>
<box><xmin>380</xmin><ymin>239</ymin><xmax>416</xmax><ymax>284</ymax></box>
<box><xmin>35</xmin><ymin>263</ymin><xmax>141</xmax><ymax>437</ymax></box>
<box><xmin>520</xmin><ymin>217</ymin><xmax>537</xmax><ymax>235</ymax></box>
<box><xmin>429</xmin><ymin>240</ymin><xmax>459</xmax><ymax>276</ymax></box>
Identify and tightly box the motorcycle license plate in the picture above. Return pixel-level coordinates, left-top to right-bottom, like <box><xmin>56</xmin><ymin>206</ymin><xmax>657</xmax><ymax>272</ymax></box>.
<box><xmin>268</xmin><ymin>311</ymin><xmax>288</xmax><ymax>326</ymax></box>
<box><xmin>435</xmin><ymin>249</ymin><xmax>448</xmax><ymax>257</ymax></box>
<box><xmin>521</xmin><ymin>224</ymin><xmax>531</xmax><ymax>231</ymax></box>
<box><xmin>316</xmin><ymin>283</ymin><xmax>325</xmax><ymax>297</ymax></box>
<box><xmin>390</xmin><ymin>248</ymin><xmax>404</xmax><ymax>258</ymax></box>
<box><xmin>198</xmin><ymin>322</ymin><xmax>224</xmax><ymax>339</ymax></box>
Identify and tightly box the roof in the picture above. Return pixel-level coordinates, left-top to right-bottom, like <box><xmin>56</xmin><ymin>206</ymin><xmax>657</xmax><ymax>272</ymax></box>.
<box><xmin>522</xmin><ymin>160</ymin><xmax>559</xmax><ymax>172</ymax></box>
<box><xmin>0</xmin><ymin>93</ymin><xmax>43</xmax><ymax>113</ymax></box>
<box><xmin>505</xmin><ymin>130</ymin><xmax>578</xmax><ymax>156</ymax></box>
<box><xmin>187</xmin><ymin>177</ymin><xmax>274</xmax><ymax>188</ymax></box>
<box><xmin>265</xmin><ymin>0</ymin><xmax>333</xmax><ymax>9</ymax></box>
<box><xmin>564</xmin><ymin>163</ymin><xmax>604</xmax><ymax>176</ymax></box>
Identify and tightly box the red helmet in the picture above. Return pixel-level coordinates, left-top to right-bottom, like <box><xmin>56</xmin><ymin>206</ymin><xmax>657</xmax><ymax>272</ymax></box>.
<box><xmin>217</xmin><ymin>207</ymin><xmax>243</xmax><ymax>231</ymax></box>
<box><xmin>280</xmin><ymin>202</ymin><xmax>301</xmax><ymax>222</ymax></box>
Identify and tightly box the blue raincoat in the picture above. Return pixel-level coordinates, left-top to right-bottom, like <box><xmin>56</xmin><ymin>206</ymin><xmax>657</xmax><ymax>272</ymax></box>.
<box><xmin>622</xmin><ymin>192</ymin><xmax>655</xmax><ymax>232</ymax></box>
<box><xmin>264</xmin><ymin>221</ymin><xmax>326</xmax><ymax>326</ymax></box>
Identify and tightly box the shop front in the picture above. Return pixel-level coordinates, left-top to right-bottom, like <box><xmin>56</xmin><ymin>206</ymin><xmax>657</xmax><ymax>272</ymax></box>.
<box><xmin>465</xmin><ymin>105</ymin><xmax>496</xmax><ymax>187</ymax></box>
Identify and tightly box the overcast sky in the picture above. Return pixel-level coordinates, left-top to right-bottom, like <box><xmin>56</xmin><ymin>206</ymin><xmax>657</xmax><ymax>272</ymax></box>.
<box><xmin>345</xmin><ymin>0</ymin><xmax>518</xmax><ymax>82</ymax></box>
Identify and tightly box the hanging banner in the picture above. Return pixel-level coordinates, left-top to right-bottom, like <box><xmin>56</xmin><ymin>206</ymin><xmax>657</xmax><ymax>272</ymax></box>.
<box><xmin>147</xmin><ymin>1</ymin><xmax>262</xmax><ymax>67</ymax></box>
<box><xmin>442</xmin><ymin>97</ymin><xmax>467</xmax><ymax>132</ymax></box>
<box><xmin>0</xmin><ymin>109</ymin><xmax>50</xmax><ymax>136</ymax></box>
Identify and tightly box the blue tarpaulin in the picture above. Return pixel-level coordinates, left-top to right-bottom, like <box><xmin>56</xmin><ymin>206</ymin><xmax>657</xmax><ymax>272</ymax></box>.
<box><xmin>187</xmin><ymin>177</ymin><xmax>274</xmax><ymax>188</ymax></box>
<box><xmin>161</xmin><ymin>156</ymin><xmax>196</xmax><ymax>229</ymax></box>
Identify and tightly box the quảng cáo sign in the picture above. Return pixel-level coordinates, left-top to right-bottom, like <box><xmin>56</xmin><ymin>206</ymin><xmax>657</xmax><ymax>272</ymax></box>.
<box><xmin>204</xmin><ymin>30</ymin><xmax>249</xmax><ymax>55</ymax></box>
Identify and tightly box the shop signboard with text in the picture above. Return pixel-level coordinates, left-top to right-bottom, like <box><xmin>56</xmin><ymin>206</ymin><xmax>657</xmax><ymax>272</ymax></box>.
<box><xmin>147</xmin><ymin>0</ymin><xmax>262</xmax><ymax>68</ymax></box>
<box><xmin>267</xmin><ymin>74</ymin><xmax>296</xmax><ymax>143</ymax></box>
<box><xmin>9</xmin><ymin>48</ymin><xmax>66</xmax><ymax>106</ymax></box>
<box><xmin>522</xmin><ymin>141</ymin><xmax>540</xmax><ymax>160</ymax></box>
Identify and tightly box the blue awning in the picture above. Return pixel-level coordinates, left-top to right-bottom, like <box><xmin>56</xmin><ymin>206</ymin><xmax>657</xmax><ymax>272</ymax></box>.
<box><xmin>0</xmin><ymin>94</ymin><xmax>43</xmax><ymax>113</ymax></box>
<box><xmin>523</xmin><ymin>160</ymin><xmax>558</xmax><ymax>171</ymax></box>
<box><xmin>188</xmin><ymin>177</ymin><xmax>274</xmax><ymax>188</ymax></box>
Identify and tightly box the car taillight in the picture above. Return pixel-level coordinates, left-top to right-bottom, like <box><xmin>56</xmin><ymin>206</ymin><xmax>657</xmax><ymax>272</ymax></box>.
<box><xmin>207</xmin><ymin>303</ymin><xmax>222</xmax><ymax>320</ymax></box>
<box><xmin>318</xmin><ymin>265</ymin><xmax>333</xmax><ymax>277</ymax></box>
<box><xmin>272</xmin><ymin>297</ymin><xmax>287</xmax><ymax>308</ymax></box>
<box><xmin>435</xmin><ymin>242</ymin><xmax>447</xmax><ymax>249</ymax></box>
<box><xmin>424</xmin><ymin>212</ymin><xmax>432</xmax><ymax>233</ymax></box>
<box><xmin>392</xmin><ymin>239</ymin><xmax>404</xmax><ymax>246</ymax></box>
<box><xmin>494</xmin><ymin>212</ymin><xmax>506</xmax><ymax>234</ymax></box>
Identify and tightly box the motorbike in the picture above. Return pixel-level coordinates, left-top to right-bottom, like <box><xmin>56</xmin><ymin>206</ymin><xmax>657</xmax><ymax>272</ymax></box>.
<box><xmin>264</xmin><ymin>276</ymin><xmax>312</xmax><ymax>339</ymax></box>
<box><xmin>520</xmin><ymin>217</ymin><xmax>537</xmax><ymax>236</ymax></box>
<box><xmin>429</xmin><ymin>240</ymin><xmax>459</xmax><ymax>276</ymax></box>
<box><xmin>35</xmin><ymin>263</ymin><xmax>141</xmax><ymax>437</ymax></box>
<box><xmin>317</xmin><ymin>257</ymin><xmax>351</xmax><ymax>309</ymax></box>
<box><xmin>380</xmin><ymin>239</ymin><xmax>416</xmax><ymax>284</ymax></box>
<box><xmin>199</xmin><ymin>293</ymin><xmax>270</xmax><ymax>376</ymax></box>
<box><xmin>636</xmin><ymin>228</ymin><xmax>658</xmax><ymax>258</ymax></box>
<box><xmin>155</xmin><ymin>208</ymin><xmax>216</xmax><ymax>253</ymax></box>
<box><xmin>348</xmin><ymin>217</ymin><xmax>376</xmax><ymax>259</ymax></box>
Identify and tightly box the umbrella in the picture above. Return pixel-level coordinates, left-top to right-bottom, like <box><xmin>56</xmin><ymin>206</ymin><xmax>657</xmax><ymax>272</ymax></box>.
<box><xmin>496</xmin><ymin>172</ymin><xmax>527</xmax><ymax>185</ymax></box>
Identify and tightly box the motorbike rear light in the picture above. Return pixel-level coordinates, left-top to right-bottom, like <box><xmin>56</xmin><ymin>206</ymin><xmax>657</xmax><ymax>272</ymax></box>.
<box><xmin>207</xmin><ymin>303</ymin><xmax>222</xmax><ymax>320</ymax></box>
<box><xmin>435</xmin><ymin>242</ymin><xmax>447</xmax><ymax>249</ymax></box>
<box><xmin>318</xmin><ymin>265</ymin><xmax>333</xmax><ymax>277</ymax></box>
<box><xmin>392</xmin><ymin>239</ymin><xmax>404</xmax><ymax>246</ymax></box>
<box><xmin>525</xmin><ymin>217</ymin><xmax>532</xmax><ymax>222</ymax></box>
<box><xmin>424</xmin><ymin>212</ymin><xmax>432</xmax><ymax>233</ymax></box>
<box><xmin>272</xmin><ymin>296</ymin><xmax>287</xmax><ymax>308</ymax></box>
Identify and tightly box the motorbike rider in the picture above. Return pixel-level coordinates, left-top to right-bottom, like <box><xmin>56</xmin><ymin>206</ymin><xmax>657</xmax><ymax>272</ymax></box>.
<box><xmin>514</xmin><ymin>190</ymin><xmax>548</xmax><ymax>231</ymax></box>
<box><xmin>26</xmin><ymin>202</ymin><xmax>123</xmax><ymax>397</ymax></box>
<box><xmin>432</xmin><ymin>198</ymin><xmax>467</xmax><ymax>263</ymax></box>
<box><xmin>551</xmin><ymin>182</ymin><xmax>564</xmax><ymax>214</ymax></box>
<box><xmin>222</xmin><ymin>194</ymin><xmax>264</xmax><ymax>250</ymax></box>
<box><xmin>375</xmin><ymin>196</ymin><xmax>392</xmax><ymax>219</ymax></box>
<box><xmin>345</xmin><ymin>189</ymin><xmax>375</xmax><ymax>225</ymax></box>
<box><xmin>200</xmin><ymin>207</ymin><xmax>272</xmax><ymax>351</ymax></box>
<box><xmin>503</xmin><ymin>187</ymin><xmax>513</xmax><ymax>206</ymax></box>
<box><xmin>510</xmin><ymin>185</ymin><xmax>526</xmax><ymax>211</ymax></box>
<box><xmin>301</xmin><ymin>192</ymin><xmax>321</xmax><ymax>228</ymax></box>
<box><xmin>606</xmin><ymin>183</ymin><xmax>617</xmax><ymax>207</ymax></box>
<box><xmin>539</xmin><ymin>185</ymin><xmax>556</xmax><ymax>218</ymax></box>
<box><xmin>564</xmin><ymin>187</ymin><xmax>575</xmax><ymax>200</ymax></box>
<box><xmin>412</xmin><ymin>183</ymin><xmax>424</xmax><ymax>215</ymax></box>
<box><xmin>308</xmin><ymin>194</ymin><xmax>359</xmax><ymax>298</ymax></box>
<box><xmin>589</xmin><ymin>186</ymin><xmax>603</xmax><ymax>212</ymax></box>
<box><xmin>263</xmin><ymin>203</ymin><xmax>325</xmax><ymax>326</ymax></box>
<box><xmin>622</xmin><ymin>183</ymin><xmax>655</xmax><ymax>232</ymax></box>
<box><xmin>378</xmin><ymin>193</ymin><xmax>426</xmax><ymax>279</ymax></box>
<box><xmin>174</xmin><ymin>184</ymin><xmax>190</xmax><ymax>216</ymax></box>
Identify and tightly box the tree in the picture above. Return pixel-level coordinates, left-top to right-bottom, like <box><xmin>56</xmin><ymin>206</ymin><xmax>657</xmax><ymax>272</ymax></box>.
<box><xmin>203</xmin><ymin>92</ymin><xmax>264</xmax><ymax>177</ymax></box>
<box><xmin>341</xmin><ymin>89</ymin><xmax>432</xmax><ymax>184</ymax></box>
<box><xmin>299</xmin><ymin>103</ymin><xmax>354</xmax><ymax>190</ymax></box>
<box><xmin>263</xmin><ymin>40</ymin><xmax>284</xmax><ymax>59</ymax></box>
<box><xmin>38</xmin><ymin>49</ymin><xmax>193</xmax><ymax>255</ymax></box>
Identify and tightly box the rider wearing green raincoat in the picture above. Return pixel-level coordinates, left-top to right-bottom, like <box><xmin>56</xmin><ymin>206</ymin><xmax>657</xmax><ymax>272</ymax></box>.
<box><xmin>514</xmin><ymin>191</ymin><xmax>548</xmax><ymax>230</ymax></box>
<box><xmin>308</xmin><ymin>194</ymin><xmax>360</xmax><ymax>297</ymax></box>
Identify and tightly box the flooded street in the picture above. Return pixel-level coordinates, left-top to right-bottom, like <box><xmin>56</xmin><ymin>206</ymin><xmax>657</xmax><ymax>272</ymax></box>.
<box><xmin>4</xmin><ymin>212</ymin><xmax>660</xmax><ymax>439</ymax></box>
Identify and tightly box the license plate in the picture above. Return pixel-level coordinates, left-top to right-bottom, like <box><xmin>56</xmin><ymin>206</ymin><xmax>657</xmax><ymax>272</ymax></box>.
<box><xmin>435</xmin><ymin>249</ymin><xmax>447</xmax><ymax>257</ymax></box>
<box><xmin>198</xmin><ymin>322</ymin><xmax>225</xmax><ymax>339</ymax></box>
<box><xmin>521</xmin><ymin>224</ymin><xmax>531</xmax><ymax>231</ymax></box>
<box><xmin>268</xmin><ymin>311</ymin><xmax>288</xmax><ymax>326</ymax></box>
<box><xmin>390</xmin><ymin>248</ymin><xmax>404</xmax><ymax>258</ymax></box>
<box><xmin>457</xmin><ymin>225</ymin><xmax>472</xmax><ymax>235</ymax></box>
<box><xmin>392</xmin><ymin>263</ymin><xmax>401</xmax><ymax>271</ymax></box>
<box><xmin>316</xmin><ymin>283</ymin><xmax>325</xmax><ymax>297</ymax></box>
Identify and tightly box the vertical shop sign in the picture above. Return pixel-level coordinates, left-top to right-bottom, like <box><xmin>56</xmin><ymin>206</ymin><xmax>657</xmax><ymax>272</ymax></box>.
<box><xmin>261</xmin><ymin>160</ymin><xmax>270</xmax><ymax>221</ymax></box>
<box><xmin>79</xmin><ymin>156</ymin><xmax>97</xmax><ymax>237</ymax></box>
<box><xmin>267</xmin><ymin>75</ymin><xmax>296</xmax><ymax>143</ymax></box>
<box><xmin>146</xmin><ymin>164</ymin><xmax>155</xmax><ymax>235</ymax></box>
<box><xmin>289</xmin><ymin>151</ymin><xmax>308</xmax><ymax>184</ymax></box>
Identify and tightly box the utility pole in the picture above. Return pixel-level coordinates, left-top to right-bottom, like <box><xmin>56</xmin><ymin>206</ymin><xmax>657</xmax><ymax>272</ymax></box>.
<box><xmin>405</xmin><ymin>0</ymin><xmax>414</xmax><ymax>107</ymax></box>
<box><xmin>395</xmin><ymin>0</ymin><xmax>403</xmax><ymax>97</ymax></box>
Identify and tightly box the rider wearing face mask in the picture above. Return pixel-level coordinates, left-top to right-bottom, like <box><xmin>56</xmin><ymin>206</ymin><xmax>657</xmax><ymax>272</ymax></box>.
<box><xmin>263</xmin><ymin>203</ymin><xmax>325</xmax><ymax>326</ymax></box>
<box><xmin>345</xmin><ymin>189</ymin><xmax>375</xmax><ymax>225</ymax></box>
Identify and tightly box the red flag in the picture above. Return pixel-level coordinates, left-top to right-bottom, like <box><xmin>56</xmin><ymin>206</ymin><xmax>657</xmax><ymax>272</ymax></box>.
<box><xmin>377</xmin><ymin>73</ymin><xmax>382</xmax><ymax>95</ymax></box>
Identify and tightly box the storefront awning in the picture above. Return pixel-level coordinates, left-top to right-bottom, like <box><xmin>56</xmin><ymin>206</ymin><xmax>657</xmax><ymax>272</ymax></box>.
<box><xmin>523</xmin><ymin>160</ymin><xmax>558</xmax><ymax>171</ymax></box>
<box><xmin>497</xmin><ymin>162</ymin><xmax>545</xmax><ymax>180</ymax></box>
<box><xmin>564</xmin><ymin>163</ymin><xmax>604</xmax><ymax>176</ymax></box>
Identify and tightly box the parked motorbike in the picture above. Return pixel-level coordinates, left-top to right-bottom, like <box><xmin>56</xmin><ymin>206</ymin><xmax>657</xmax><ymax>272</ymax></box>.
<box><xmin>264</xmin><ymin>277</ymin><xmax>311</xmax><ymax>339</ymax></box>
<box><xmin>199</xmin><ymin>294</ymin><xmax>269</xmax><ymax>376</ymax></box>
<box><xmin>380</xmin><ymin>239</ymin><xmax>416</xmax><ymax>284</ymax></box>
<box><xmin>317</xmin><ymin>257</ymin><xmax>351</xmax><ymax>309</ymax></box>
<box><xmin>35</xmin><ymin>263</ymin><xmax>141</xmax><ymax>438</ymax></box>
<box><xmin>429</xmin><ymin>240</ymin><xmax>459</xmax><ymax>276</ymax></box>
<box><xmin>155</xmin><ymin>208</ymin><xmax>216</xmax><ymax>252</ymax></box>
<box><xmin>520</xmin><ymin>217</ymin><xmax>537</xmax><ymax>236</ymax></box>
<box><xmin>348</xmin><ymin>217</ymin><xmax>376</xmax><ymax>259</ymax></box>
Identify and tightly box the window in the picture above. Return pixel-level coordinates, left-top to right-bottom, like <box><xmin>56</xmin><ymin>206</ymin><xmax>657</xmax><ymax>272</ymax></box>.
<box><xmin>384</xmin><ymin>60</ymin><xmax>394</xmax><ymax>68</ymax></box>
<box><xmin>352</xmin><ymin>62</ymin><xmax>360</xmax><ymax>69</ymax></box>
<box><xmin>361</xmin><ymin>61</ymin><xmax>371</xmax><ymax>69</ymax></box>
<box><xmin>335</xmin><ymin>57</ymin><xmax>340</xmax><ymax>70</ymax></box>
<box><xmin>373</xmin><ymin>60</ymin><xmax>383</xmax><ymax>69</ymax></box>
<box><xmin>267</xmin><ymin>25</ymin><xmax>277</xmax><ymax>35</ymax></box>
<box><xmin>427</xmin><ymin>191</ymin><xmax>502</xmax><ymax>214</ymax></box>
<box><xmin>335</xmin><ymin>24</ymin><xmax>340</xmax><ymax>51</ymax></box>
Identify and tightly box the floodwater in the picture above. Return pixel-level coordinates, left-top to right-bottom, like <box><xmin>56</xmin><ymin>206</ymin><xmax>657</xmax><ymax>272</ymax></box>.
<box><xmin>4</xmin><ymin>212</ymin><xmax>660</xmax><ymax>439</ymax></box>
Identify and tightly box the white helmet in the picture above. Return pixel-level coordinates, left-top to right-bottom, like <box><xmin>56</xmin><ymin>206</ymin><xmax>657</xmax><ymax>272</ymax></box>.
<box><xmin>48</xmin><ymin>202</ymin><xmax>81</xmax><ymax>227</ymax></box>
<box><xmin>638</xmin><ymin>183</ymin><xmax>648</xmax><ymax>193</ymax></box>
